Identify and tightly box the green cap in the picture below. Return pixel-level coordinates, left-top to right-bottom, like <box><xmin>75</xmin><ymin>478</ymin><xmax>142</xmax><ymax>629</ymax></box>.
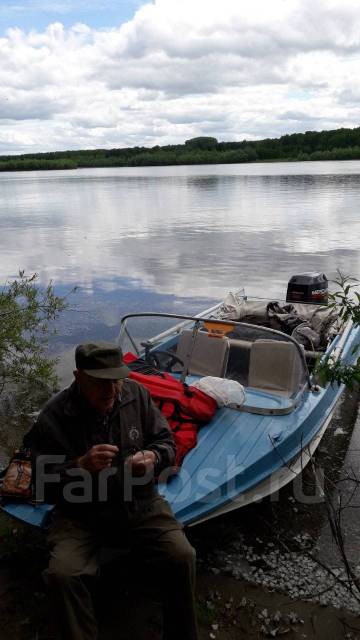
<box><xmin>75</xmin><ymin>341</ymin><xmax>130</xmax><ymax>379</ymax></box>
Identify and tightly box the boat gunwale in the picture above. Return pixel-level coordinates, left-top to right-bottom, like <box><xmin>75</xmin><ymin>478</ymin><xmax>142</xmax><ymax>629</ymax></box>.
<box><xmin>163</xmin><ymin>374</ymin><xmax>349</xmax><ymax>525</ymax></box>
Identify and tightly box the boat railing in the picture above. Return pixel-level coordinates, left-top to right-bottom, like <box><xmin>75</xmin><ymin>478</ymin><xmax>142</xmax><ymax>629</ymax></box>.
<box><xmin>118</xmin><ymin>312</ymin><xmax>312</xmax><ymax>389</ymax></box>
<box><xmin>117</xmin><ymin>288</ymin><xmax>246</xmax><ymax>348</ymax></box>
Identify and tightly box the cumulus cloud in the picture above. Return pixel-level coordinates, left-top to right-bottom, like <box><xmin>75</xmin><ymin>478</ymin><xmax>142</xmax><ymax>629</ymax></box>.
<box><xmin>1</xmin><ymin>0</ymin><xmax>360</xmax><ymax>153</ymax></box>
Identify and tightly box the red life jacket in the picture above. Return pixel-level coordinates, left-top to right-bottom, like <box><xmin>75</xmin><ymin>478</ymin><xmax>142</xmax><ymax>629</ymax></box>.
<box><xmin>127</xmin><ymin>368</ymin><xmax>217</xmax><ymax>465</ymax></box>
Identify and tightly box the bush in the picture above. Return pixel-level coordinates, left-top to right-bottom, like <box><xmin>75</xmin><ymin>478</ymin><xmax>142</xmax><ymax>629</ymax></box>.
<box><xmin>315</xmin><ymin>272</ymin><xmax>360</xmax><ymax>388</ymax></box>
<box><xmin>0</xmin><ymin>271</ymin><xmax>69</xmax><ymax>413</ymax></box>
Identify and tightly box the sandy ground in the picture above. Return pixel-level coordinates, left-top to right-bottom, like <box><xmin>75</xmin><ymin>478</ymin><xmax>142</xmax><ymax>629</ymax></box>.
<box><xmin>1</xmin><ymin>521</ymin><xmax>360</xmax><ymax>640</ymax></box>
<box><xmin>196</xmin><ymin>572</ymin><xmax>360</xmax><ymax>640</ymax></box>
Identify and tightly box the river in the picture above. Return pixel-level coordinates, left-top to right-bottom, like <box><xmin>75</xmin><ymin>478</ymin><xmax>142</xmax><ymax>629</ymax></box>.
<box><xmin>1</xmin><ymin>161</ymin><xmax>360</xmax><ymax>375</ymax></box>
<box><xmin>1</xmin><ymin>160</ymin><xmax>360</xmax><ymax>593</ymax></box>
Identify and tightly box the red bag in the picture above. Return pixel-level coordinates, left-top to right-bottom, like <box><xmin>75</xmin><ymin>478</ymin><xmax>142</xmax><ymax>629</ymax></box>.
<box><xmin>0</xmin><ymin>449</ymin><xmax>33</xmax><ymax>501</ymax></box>
<box><xmin>128</xmin><ymin>369</ymin><xmax>217</xmax><ymax>465</ymax></box>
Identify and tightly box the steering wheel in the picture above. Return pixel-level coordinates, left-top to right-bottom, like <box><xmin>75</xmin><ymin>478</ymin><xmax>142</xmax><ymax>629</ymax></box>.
<box><xmin>146</xmin><ymin>350</ymin><xmax>184</xmax><ymax>372</ymax></box>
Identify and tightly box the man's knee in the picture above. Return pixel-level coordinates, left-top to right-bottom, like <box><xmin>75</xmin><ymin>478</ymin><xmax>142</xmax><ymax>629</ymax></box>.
<box><xmin>45</xmin><ymin>560</ymin><xmax>79</xmax><ymax>586</ymax></box>
<box><xmin>45</xmin><ymin>554</ymin><xmax>98</xmax><ymax>586</ymax></box>
<box><xmin>175</xmin><ymin>543</ymin><xmax>196</xmax><ymax>569</ymax></box>
<box><xmin>165</xmin><ymin>535</ymin><xmax>196</xmax><ymax>570</ymax></box>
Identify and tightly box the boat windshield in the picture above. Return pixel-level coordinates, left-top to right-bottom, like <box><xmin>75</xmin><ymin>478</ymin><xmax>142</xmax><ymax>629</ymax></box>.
<box><xmin>118</xmin><ymin>313</ymin><xmax>310</xmax><ymax>405</ymax></box>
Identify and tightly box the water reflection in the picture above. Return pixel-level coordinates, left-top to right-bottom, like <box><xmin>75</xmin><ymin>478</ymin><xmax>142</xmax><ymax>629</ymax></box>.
<box><xmin>0</xmin><ymin>162</ymin><xmax>359</xmax><ymax>354</ymax></box>
<box><xmin>0</xmin><ymin>162</ymin><xmax>360</xmax><ymax>555</ymax></box>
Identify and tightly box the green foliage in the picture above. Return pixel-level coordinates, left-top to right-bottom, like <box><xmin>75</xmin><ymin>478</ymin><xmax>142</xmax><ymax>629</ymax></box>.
<box><xmin>0</xmin><ymin>271</ymin><xmax>68</xmax><ymax>412</ymax></box>
<box><xmin>0</xmin><ymin>158</ymin><xmax>77</xmax><ymax>172</ymax></box>
<box><xmin>329</xmin><ymin>271</ymin><xmax>360</xmax><ymax>326</ymax></box>
<box><xmin>185</xmin><ymin>136</ymin><xmax>218</xmax><ymax>150</ymax></box>
<box><xmin>1</xmin><ymin>126</ymin><xmax>360</xmax><ymax>170</ymax></box>
<box><xmin>315</xmin><ymin>272</ymin><xmax>360</xmax><ymax>389</ymax></box>
<box><xmin>317</xmin><ymin>357</ymin><xmax>360</xmax><ymax>388</ymax></box>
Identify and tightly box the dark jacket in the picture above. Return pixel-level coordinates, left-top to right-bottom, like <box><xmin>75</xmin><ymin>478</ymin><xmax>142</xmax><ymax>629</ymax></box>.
<box><xmin>24</xmin><ymin>379</ymin><xmax>176</xmax><ymax>527</ymax></box>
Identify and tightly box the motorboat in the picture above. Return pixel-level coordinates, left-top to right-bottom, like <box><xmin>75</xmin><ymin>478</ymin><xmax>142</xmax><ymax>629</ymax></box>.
<box><xmin>2</xmin><ymin>273</ymin><xmax>359</xmax><ymax>528</ymax></box>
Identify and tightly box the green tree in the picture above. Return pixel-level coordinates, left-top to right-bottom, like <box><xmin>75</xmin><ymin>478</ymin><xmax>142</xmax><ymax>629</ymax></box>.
<box><xmin>0</xmin><ymin>271</ymin><xmax>69</xmax><ymax>413</ymax></box>
<box><xmin>185</xmin><ymin>137</ymin><xmax>218</xmax><ymax>150</ymax></box>
<box><xmin>315</xmin><ymin>272</ymin><xmax>360</xmax><ymax>388</ymax></box>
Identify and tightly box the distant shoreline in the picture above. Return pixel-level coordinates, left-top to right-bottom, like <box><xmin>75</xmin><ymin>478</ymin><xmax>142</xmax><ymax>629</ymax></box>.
<box><xmin>0</xmin><ymin>156</ymin><xmax>359</xmax><ymax>173</ymax></box>
<box><xmin>1</xmin><ymin>127</ymin><xmax>360</xmax><ymax>172</ymax></box>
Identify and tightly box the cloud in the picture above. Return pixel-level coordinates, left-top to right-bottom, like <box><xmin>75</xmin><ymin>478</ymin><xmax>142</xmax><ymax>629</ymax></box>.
<box><xmin>1</xmin><ymin>0</ymin><xmax>360</xmax><ymax>154</ymax></box>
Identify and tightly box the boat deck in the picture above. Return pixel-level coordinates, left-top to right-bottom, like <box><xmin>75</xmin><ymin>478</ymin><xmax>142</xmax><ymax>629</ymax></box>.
<box><xmin>159</xmin><ymin>381</ymin><xmax>337</xmax><ymax>524</ymax></box>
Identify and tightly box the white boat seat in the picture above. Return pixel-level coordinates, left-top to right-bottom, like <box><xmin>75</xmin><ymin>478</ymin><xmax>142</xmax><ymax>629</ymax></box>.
<box><xmin>248</xmin><ymin>339</ymin><xmax>304</xmax><ymax>397</ymax></box>
<box><xmin>175</xmin><ymin>330</ymin><xmax>230</xmax><ymax>377</ymax></box>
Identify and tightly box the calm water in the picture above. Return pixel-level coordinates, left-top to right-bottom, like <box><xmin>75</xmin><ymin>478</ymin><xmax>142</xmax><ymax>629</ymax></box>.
<box><xmin>1</xmin><ymin>160</ymin><xmax>360</xmax><ymax>562</ymax></box>
<box><xmin>1</xmin><ymin>161</ymin><xmax>360</xmax><ymax>370</ymax></box>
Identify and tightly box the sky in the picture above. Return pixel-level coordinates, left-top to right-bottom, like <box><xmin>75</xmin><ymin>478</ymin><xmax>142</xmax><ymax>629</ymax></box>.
<box><xmin>0</xmin><ymin>0</ymin><xmax>360</xmax><ymax>154</ymax></box>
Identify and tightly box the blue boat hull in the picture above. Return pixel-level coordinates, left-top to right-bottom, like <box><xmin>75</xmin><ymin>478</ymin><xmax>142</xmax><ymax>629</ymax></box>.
<box><xmin>160</xmin><ymin>321</ymin><xmax>359</xmax><ymax>524</ymax></box>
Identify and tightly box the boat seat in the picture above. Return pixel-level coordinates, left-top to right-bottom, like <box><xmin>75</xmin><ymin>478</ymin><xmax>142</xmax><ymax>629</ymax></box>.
<box><xmin>248</xmin><ymin>339</ymin><xmax>304</xmax><ymax>397</ymax></box>
<box><xmin>174</xmin><ymin>330</ymin><xmax>230</xmax><ymax>377</ymax></box>
<box><xmin>226</xmin><ymin>338</ymin><xmax>251</xmax><ymax>385</ymax></box>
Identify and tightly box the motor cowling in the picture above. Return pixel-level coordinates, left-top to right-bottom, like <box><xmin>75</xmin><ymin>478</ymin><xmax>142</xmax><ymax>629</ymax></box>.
<box><xmin>286</xmin><ymin>272</ymin><xmax>328</xmax><ymax>305</ymax></box>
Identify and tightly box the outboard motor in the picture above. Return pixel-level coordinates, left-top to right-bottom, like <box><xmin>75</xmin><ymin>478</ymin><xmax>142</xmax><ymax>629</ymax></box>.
<box><xmin>286</xmin><ymin>272</ymin><xmax>328</xmax><ymax>305</ymax></box>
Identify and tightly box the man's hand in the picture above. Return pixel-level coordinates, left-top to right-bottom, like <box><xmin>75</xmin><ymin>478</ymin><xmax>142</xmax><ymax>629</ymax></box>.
<box><xmin>77</xmin><ymin>444</ymin><xmax>119</xmax><ymax>472</ymax></box>
<box><xmin>129</xmin><ymin>450</ymin><xmax>157</xmax><ymax>477</ymax></box>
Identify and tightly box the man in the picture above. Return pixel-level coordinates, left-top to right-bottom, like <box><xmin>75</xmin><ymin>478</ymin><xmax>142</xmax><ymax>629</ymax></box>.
<box><xmin>24</xmin><ymin>341</ymin><xmax>198</xmax><ymax>640</ymax></box>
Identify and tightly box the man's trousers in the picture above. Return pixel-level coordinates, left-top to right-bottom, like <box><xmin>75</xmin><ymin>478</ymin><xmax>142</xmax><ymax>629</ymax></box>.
<box><xmin>44</xmin><ymin>495</ymin><xmax>198</xmax><ymax>640</ymax></box>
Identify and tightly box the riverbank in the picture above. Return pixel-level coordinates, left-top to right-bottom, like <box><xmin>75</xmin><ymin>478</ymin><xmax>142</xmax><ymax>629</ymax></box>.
<box><xmin>1</xmin><ymin>154</ymin><xmax>360</xmax><ymax>173</ymax></box>
<box><xmin>197</xmin><ymin>572</ymin><xmax>360</xmax><ymax>640</ymax></box>
<box><xmin>1</xmin><ymin>126</ymin><xmax>360</xmax><ymax>172</ymax></box>
<box><xmin>1</xmin><ymin>387</ymin><xmax>359</xmax><ymax>637</ymax></box>
<box><xmin>1</xmin><ymin>518</ymin><xmax>360</xmax><ymax>640</ymax></box>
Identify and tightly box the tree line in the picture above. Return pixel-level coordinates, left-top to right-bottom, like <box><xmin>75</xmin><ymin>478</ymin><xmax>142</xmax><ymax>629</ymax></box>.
<box><xmin>2</xmin><ymin>127</ymin><xmax>360</xmax><ymax>171</ymax></box>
